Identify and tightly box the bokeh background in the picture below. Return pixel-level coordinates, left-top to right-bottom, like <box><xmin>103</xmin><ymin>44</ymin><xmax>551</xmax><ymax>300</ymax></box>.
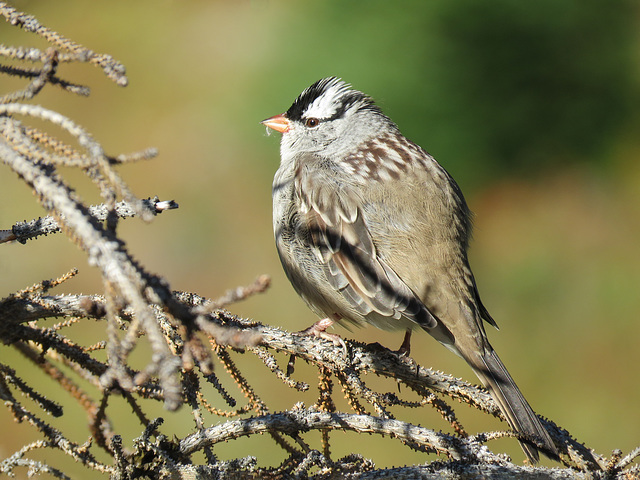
<box><xmin>2</xmin><ymin>0</ymin><xmax>640</xmax><ymax>476</ymax></box>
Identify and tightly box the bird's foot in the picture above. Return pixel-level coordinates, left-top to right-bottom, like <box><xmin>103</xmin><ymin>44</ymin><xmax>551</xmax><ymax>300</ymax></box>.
<box><xmin>395</xmin><ymin>329</ymin><xmax>412</xmax><ymax>357</ymax></box>
<box><xmin>297</xmin><ymin>317</ymin><xmax>348</xmax><ymax>356</ymax></box>
<box><xmin>287</xmin><ymin>317</ymin><xmax>347</xmax><ymax>376</ymax></box>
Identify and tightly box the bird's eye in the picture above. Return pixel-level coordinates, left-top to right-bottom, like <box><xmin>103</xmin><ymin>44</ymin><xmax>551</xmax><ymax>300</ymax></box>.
<box><xmin>305</xmin><ymin>117</ymin><xmax>320</xmax><ymax>128</ymax></box>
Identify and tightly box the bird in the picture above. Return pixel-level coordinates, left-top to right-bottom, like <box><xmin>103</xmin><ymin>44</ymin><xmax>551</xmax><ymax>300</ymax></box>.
<box><xmin>261</xmin><ymin>76</ymin><xmax>558</xmax><ymax>463</ymax></box>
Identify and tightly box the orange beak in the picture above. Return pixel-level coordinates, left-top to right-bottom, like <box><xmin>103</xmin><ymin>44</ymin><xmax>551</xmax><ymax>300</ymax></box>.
<box><xmin>261</xmin><ymin>113</ymin><xmax>290</xmax><ymax>133</ymax></box>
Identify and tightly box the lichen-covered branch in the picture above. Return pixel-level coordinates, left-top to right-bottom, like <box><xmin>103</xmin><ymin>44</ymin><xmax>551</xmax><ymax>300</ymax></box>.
<box><xmin>178</xmin><ymin>410</ymin><xmax>472</xmax><ymax>459</ymax></box>
<box><xmin>0</xmin><ymin>1</ymin><xmax>127</xmax><ymax>86</ymax></box>
<box><xmin>0</xmin><ymin>197</ymin><xmax>177</xmax><ymax>244</ymax></box>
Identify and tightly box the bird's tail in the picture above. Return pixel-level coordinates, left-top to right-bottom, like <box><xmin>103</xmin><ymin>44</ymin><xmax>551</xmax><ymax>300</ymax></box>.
<box><xmin>470</xmin><ymin>348</ymin><xmax>558</xmax><ymax>463</ymax></box>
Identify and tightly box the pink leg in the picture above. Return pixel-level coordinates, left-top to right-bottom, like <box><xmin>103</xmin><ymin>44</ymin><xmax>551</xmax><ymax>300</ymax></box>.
<box><xmin>297</xmin><ymin>316</ymin><xmax>347</xmax><ymax>355</ymax></box>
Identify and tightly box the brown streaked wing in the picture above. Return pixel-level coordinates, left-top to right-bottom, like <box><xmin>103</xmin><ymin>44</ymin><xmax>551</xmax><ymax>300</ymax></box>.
<box><xmin>296</xmin><ymin>163</ymin><xmax>437</xmax><ymax>330</ymax></box>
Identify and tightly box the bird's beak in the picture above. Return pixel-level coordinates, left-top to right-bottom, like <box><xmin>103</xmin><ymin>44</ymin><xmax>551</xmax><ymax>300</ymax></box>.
<box><xmin>261</xmin><ymin>114</ymin><xmax>290</xmax><ymax>133</ymax></box>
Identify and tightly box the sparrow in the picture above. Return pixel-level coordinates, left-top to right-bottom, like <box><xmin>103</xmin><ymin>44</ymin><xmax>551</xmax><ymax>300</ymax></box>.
<box><xmin>262</xmin><ymin>77</ymin><xmax>557</xmax><ymax>462</ymax></box>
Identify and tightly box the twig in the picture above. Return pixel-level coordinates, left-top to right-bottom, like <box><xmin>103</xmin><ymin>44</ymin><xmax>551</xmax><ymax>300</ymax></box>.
<box><xmin>199</xmin><ymin>275</ymin><xmax>271</xmax><ymax>311</ymax></box>
<box><xmin>0</xmin><ymin>2</ymin><xmax>128</xmax><ymax>86</ymax></box>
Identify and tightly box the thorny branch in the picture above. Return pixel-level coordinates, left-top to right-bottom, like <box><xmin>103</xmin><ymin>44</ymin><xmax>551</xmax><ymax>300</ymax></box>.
<box><xmin>1</xmin><ymin>2</ymin><xmax>639</xmax><ymax>479</ymax></box>
<box><xmin>178</xmin><ymin>410</ymin><xmax>472</xmax><ymax>459</ymax></box>
<box><xmin>0</xmin><ymin>2</ymin><xmax>127</xmax><ymax>88</ymax></box>
<box><xmin>0</xmin><ymin>287</ymin><xmax>623</xmax><ymax>478</ymax></box>
<box><xmin>0</xmin><ymin>197</ymin><xmax>177</xmax><ymax>244</ymax></box>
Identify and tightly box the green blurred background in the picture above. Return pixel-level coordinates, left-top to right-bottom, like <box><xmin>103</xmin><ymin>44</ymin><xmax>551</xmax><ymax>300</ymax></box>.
<box><xmin>2</xmin><ymin>0</ymin><xmax>640</xmax><ymax>475</ymax></box>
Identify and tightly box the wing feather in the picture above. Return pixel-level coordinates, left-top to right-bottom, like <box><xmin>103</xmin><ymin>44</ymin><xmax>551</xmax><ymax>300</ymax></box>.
<box><xmin>296</xmin><ymin>162</ymin><xmax>437</xmax><ymax>330</ymax></box>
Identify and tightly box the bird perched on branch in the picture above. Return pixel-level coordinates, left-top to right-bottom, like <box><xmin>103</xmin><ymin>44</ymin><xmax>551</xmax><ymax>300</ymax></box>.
<box><xmin>262</xmin><ymin>77</ymin><xmax>558</xmax><ymax>463</ymax></box>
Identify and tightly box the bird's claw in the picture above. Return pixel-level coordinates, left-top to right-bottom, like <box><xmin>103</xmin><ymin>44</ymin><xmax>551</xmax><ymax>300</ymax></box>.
<box><xmin>297</xmin><ymin>318</ymin><xmax>348</xmax><ymax>358</ymax></box>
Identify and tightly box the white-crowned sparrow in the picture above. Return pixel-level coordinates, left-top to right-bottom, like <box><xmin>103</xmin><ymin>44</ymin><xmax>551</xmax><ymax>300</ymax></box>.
<box><xmin>262</xmin><ymin>77</ymin><xmax>557</xmax><ymax>462</ymax></box>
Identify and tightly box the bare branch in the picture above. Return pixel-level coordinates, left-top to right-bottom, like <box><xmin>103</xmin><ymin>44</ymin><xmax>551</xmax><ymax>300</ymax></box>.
<box><xmin>179</xmin><ymin>409</ymin><xmax>473</xmax><ymax>459</ymax></box>
<box><xmin>2</xmin><ymin>197</ymin><xmax>178</xmax><ymax>244</ymax></box>
<box><xmin>0</xmin><ymin>2</ymin><xmax>127</xmax><ymax>86</ymax></box>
